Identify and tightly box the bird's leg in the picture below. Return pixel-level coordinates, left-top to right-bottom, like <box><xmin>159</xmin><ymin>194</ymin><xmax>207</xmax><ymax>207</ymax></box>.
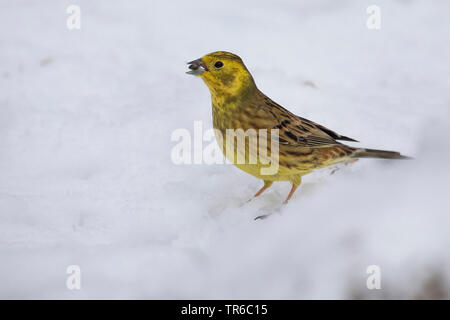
<box><xmin>254</xmin><ymin>180</ymin><xmax>274</xmax><ymax>197</ymax></box>
<box><xmin>284</xmin><ymin>180</ymin><xmax>301</xmax><ymax>203</ymax></box>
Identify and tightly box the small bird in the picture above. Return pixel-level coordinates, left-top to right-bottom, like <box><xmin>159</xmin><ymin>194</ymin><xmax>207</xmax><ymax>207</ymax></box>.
<box><xmin>187</xmin><ymin>51</ymin><xmax>408</xmax><ymax>203</ymax></box>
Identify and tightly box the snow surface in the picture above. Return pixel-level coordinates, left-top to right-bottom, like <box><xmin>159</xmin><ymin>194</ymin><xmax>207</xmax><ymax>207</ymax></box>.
<box><xmin>1</xmin><ymin>0</ymin><xmax>449</xmax><ymax>299</ymax></box>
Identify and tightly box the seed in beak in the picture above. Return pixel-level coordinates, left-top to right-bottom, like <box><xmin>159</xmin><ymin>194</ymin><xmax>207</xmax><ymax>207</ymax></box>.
<box><xmin>186</xmin><ymin>59</ymin><xmax>208</xmax><ymax>75</ymax></box>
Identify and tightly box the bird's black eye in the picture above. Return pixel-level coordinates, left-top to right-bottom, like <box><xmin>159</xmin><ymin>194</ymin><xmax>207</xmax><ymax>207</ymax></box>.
<box><xmin>214</xmin><ymin>61</ymin><xmax>224</xmax><ymax>68</ymax></box>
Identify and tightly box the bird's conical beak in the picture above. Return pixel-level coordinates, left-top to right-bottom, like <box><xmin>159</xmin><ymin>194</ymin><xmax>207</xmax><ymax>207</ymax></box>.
<box><xmin>186</xmin><ymin>58</ymin><xmax>208</xmax><ymax>75</ymax></box>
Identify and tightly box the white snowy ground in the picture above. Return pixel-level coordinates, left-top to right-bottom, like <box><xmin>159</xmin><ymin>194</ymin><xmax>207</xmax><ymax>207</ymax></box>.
<box><xmin>1</xmin><ymin>0</ymin><xmax>449</xmax><ymax>299</ymax></box>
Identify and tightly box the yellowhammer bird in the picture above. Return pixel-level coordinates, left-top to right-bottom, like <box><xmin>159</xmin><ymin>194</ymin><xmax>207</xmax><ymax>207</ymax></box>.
<box><xmin>187</xmin><ymin>51</ymin><xmax>408</xmax><ymax>203</ymax></box>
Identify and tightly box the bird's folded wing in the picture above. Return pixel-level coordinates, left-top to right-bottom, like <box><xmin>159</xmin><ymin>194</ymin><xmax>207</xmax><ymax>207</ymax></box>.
<box><xmin>259</xmin><ymin>98</ymin><xmax>358</xmax><ymax>148</ymax></box>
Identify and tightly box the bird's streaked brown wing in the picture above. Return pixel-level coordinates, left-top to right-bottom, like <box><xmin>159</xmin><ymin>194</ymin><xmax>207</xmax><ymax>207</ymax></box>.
<box><xmin>256</xmin><ymin>95</ymin><xmax>358</xmax><ymax>148</ymax></box>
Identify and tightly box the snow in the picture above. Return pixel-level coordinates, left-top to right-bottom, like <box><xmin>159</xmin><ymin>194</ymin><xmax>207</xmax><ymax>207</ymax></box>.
<box><xmin>1</xmin><ymin>0</ymin><xmax>449</xmax><ymax>299</ymax></box>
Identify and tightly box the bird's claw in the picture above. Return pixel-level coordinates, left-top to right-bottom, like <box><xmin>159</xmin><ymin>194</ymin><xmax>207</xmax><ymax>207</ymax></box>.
<box><xmin>254</xmin><ymin>214</ymin><xmax>269</xmax><ymax>220</ymax></box>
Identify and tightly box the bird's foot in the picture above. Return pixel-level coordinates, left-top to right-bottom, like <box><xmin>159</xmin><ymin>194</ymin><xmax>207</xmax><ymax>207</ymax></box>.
<box><xmin>253</xmin><ymin>203</ymin><xmax>284</xmax><ymax>221</ymax></box>
<box><xmin>254</xmin><ymin>214</ymin><xmax>269</xmax><ymax>220</ymax></box>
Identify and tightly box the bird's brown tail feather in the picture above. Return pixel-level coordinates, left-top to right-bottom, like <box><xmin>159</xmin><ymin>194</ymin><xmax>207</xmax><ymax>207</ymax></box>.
<box><xmin>353</xmin><ymin>148</ymin><xmax>411</xmax><ymax>160</ymax></box>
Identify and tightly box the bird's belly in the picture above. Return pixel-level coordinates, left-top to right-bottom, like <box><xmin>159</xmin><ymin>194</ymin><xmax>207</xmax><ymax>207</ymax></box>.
<box><xmin>233</xmin><ymin>163</ymin><xmax>308</xmax><ymax>181</ymax></box>
<box><xmin>213</xmin><ymin>128</ymin><xmax>311</xmax><ymax>181</ymax></box>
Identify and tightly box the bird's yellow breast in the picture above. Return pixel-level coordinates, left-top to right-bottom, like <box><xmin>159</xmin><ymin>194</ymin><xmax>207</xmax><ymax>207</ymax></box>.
<box><xmin>211</xmin><ymin>100</ymin><xmax>312</xmax><ymax>182</ymax></box>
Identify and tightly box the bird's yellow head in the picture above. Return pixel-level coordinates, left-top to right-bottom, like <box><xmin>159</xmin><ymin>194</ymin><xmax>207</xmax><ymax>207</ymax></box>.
<box><xmin>187</xmin><ymin>51</ymin><xmax>257</xmax><ymax>100</ymax></box>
